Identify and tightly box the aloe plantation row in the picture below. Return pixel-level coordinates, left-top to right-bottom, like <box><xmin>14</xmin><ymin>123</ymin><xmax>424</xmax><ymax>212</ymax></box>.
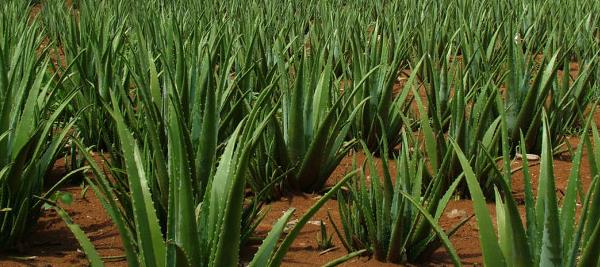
<box><xmin>1</xmin><ymin>0</ymin><xmax>600</xmax><ymax>266</ymax></box>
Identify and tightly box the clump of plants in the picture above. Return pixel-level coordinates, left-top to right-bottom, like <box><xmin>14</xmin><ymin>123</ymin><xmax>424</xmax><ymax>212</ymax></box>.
<box><xmin>3</xmin><ymin>0</ymin><xmax>600</xmax><ymax>266</ymax></box>
<box><xmin>316</xmin><ymin>220</ymin><xmax>334</xmax><ymax>251</ymax></box>
<box><xmin>0</xmin><ymin>1</ymin><xmax>75</xmax><ymax>249</ymax></box>
<box><xmin>453</xmin><ymin>113</ymin><xmax>600</xmax><ymax>267</ymax></box>
<box><xmin>332</xmin><ymin>137</ymin><xmax>464</xmax><ymax>265</ymax></box>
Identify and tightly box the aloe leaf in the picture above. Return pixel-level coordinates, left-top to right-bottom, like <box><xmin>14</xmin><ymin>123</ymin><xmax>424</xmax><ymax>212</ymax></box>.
<box><xmin>433</xmin><ymin>174</ymin><xmax>463</xmax><ymax>220</ymax></box>
<box><xmin>495</xmin><ymin>177</ymin><xmax>533</xmax><ymax>267</ymax></box>
<box><xmin>576</xmin><ymin>174</ymin><xmax>600</xmax><ymax>267</ymax></box>
<box><xmin>112</xmin><ymin>103</ymin><xmax>166</xmax><ymax>267</ymax></box>
<box><xmin>576</xmin><ymin>119</ymin><xmax>600</xmax><ymax>265</ymax></box>
<box><xmin>11</xmin><ymin>63</ymin><xmax>45</xmax><ymax>158</ymax></box>
<box><xmin>568</xmin><ymin>174</ymin><xmax>598</xmax><ymax>267</ymax></box>
<box><xmin>578</xmin><ymin>216</ymin><xmax>600</xmax><ymax>267</ymax></box>
<box><xmin>287</xmin><ymin>55</ymin><xmax>306</xmax><ymax>164</ymax></box>
<box><xmin>450</xmin><ymin>139</ymin><xmax>505</xmax><ymax>267</ymax></box>
<box><xmin>248</xmin><ymin>209</ymin><xmax>295</xmax><ymax>267</ymax></box>
<box><xmin>513</xmin><ymin>52</ymin><xmax>559</xmax><ymax>142</ymax></box>
<box><xmin>398</xmin><ymin>191</ymin><xmax>462</xmax><ymax>267</ymax></box>
<box><xmin>72</xmin><ymin>140</ymin><xmax>138</xmax><ymax>266</ymax></box>
<box><xmin>30</xmin><ymin>91</ymin><xmax>78</xmax><ymax>161</ymax></box>
<box><xmin>519</xmin><ymin>133</ymin><xmax>539</xmax><ymax>263</ymax></box>
<box><xmin>149</xmin><ymin>53</ymin><xmax>162</xmax><ymax>108</ymax></box>
<box><xmin>166</xmin><ymin>98</ymin><xmax>201</xmax><ymax>267</ymax></box>
<box><xmin>328</xmin><ymin>210</ymin><xmax>352</xmax><ymax>252</ymax></box>
<box><xmin>209</xmin><ymin>125</ymin><xmax>243</xmax><ymax>267</ymax></box>
<box><xmin>560</xmin><ymin>119</ymin><xmax>588</xmax><ymax>261</ymax></box>
<box><xmin>321</xmin><ymin>249</ymin><xmax>368</xmax><ymax>267</ymax></box>
<box><xmin>54</xmin><ymin>207</ymin><xmax>103</xmax><ymax>267</ymax></box>
<box><xmin>413</xmin><ymin>83</ymin><xmax>439</xmax><ymax>174</ymax></box>
<box><xmin>537</xmin><ymin>116</ymin><xmax>562</xmax><ymax>267</ymax></box>
<box><xmin>196</xmin><ymin>54</ymin><xmax>218</xmax><ymax>198</ymax></box>
<box><xmin>584</xmin><ymin>123</ymin><xmax>600</xmax><ymax>240</ymax></box>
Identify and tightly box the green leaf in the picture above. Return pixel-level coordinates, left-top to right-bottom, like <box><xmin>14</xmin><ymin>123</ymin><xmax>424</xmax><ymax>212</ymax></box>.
<box><xmin>248</xmin><ymin>209</ymin><xmax>295</xmax><ymax>267</ymax></box>
<box><xmin>537</xmin><ymin>116</ymin><xmax>562</xmax><ymax>267</ymax></box>
<box><xmin>398</xmin><ymin>191</ymin><xmax>462</xmax><ymax>267</ymax></box>
<box><xmin>560</xmin><ymin>120</ymin><xmax>588</xmax><ymax>261</ymax></box>
<box><xmin>321</xmin><ymin>249</ymin><xmax>368</xmax><ymax>267</ymax></box>
<box><xmin>211</xmin><ymin>124</ymin><xmax>245</xmax><ymax>267</ymax></box>
<box><xmin>54</xmin><ymin>207</ymin><xmax>103</xmax><ymax>267</ymax></box>
<box><xmin>451</xmin><ymin>139</ymin><xmax>506</xmax><ymax>267</ymax></box>
<box><xmin>112</xmin><ymin>102</ymin><xmax>166</xmax><ymax>267</ymax></box>
<box><xmin>166</xmin><ymin>98</ymin><xmax>201</xmax><ymax>267</ymax></box>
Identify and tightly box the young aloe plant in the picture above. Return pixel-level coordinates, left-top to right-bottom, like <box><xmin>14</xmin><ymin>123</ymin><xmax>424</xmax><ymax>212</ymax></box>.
<box><xmin>316</xmin><ymin>220</ymin><xmax>334</xmax><ymax>251</ymax></box>
<box><xmin>412</xmin><ymin>53</ymin><xmax>503</xmax><ymax>198</ymax></box>
<box><xmin>502</xmin><ymin>33</ymin><xmax>596</xmax><ymax>153</ymax></box>
<box><xmin>452</xmin><ymin>111</ymin><xmax>600</xmax><ymax>267</ymax></box>
<box><xmin>332</xmin><ymin>135</ymin><xmax>464</xmax><ymax>265</ymax></box>
<box><xmin>270</xmin><ymin>42</ymin><xmax>371</xmax><ymax>193</ymax></box>
<box><xmin>346</xmin><ymin>22</ymin><xmax>413</xmax><ymax>153</ymax></box>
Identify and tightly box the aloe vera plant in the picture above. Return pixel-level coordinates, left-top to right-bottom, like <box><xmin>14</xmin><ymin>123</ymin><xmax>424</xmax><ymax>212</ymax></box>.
<box><xmin>452</xmin><ymin>112</ymin><xmax>600</xmax><ymax>267</ymax></box>
<box><xmin>270</xmin><ymin>43</ymin><xmax>370</xmax><ymax>192</ymax></box>
<box><xmin>332</xmin><ymin>136</ymin><xmax>464</xmax><ymax>265</ymax></box>
<box><xmin>412</xmin><ymin>54</ymin><xmax>503</xmax><ymax>198</ymax></box>
<box><xmin>503</xmin><ymin>33</ymin><xmax>598</xmax><ymax>153</ymax></box>
<box><xmin>346</xmin><ymin>22</ymin><xmax>413</xmax><ymax>152</ymax></box>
